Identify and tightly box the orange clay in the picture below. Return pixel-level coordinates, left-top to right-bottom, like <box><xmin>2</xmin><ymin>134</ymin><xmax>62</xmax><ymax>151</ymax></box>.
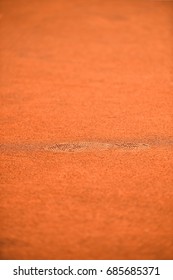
<box><xmin>0</xmin><ymin>0</ymin><xmax>173</xmax><ymax>259</ymax></box>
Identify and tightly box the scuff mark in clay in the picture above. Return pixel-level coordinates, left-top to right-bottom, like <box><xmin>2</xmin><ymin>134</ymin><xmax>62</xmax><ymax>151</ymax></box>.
<box><xmin>45</xmin><ymin>141</ymin><xmax>149</xmax><ymax>152</ymax></box>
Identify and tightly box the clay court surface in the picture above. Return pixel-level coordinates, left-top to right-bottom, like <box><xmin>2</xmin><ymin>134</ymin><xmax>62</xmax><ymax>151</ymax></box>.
<box><xmin>0</xmin><ymin>0</ymin><xmax>173</xmax><ymax>259</ymax></box>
